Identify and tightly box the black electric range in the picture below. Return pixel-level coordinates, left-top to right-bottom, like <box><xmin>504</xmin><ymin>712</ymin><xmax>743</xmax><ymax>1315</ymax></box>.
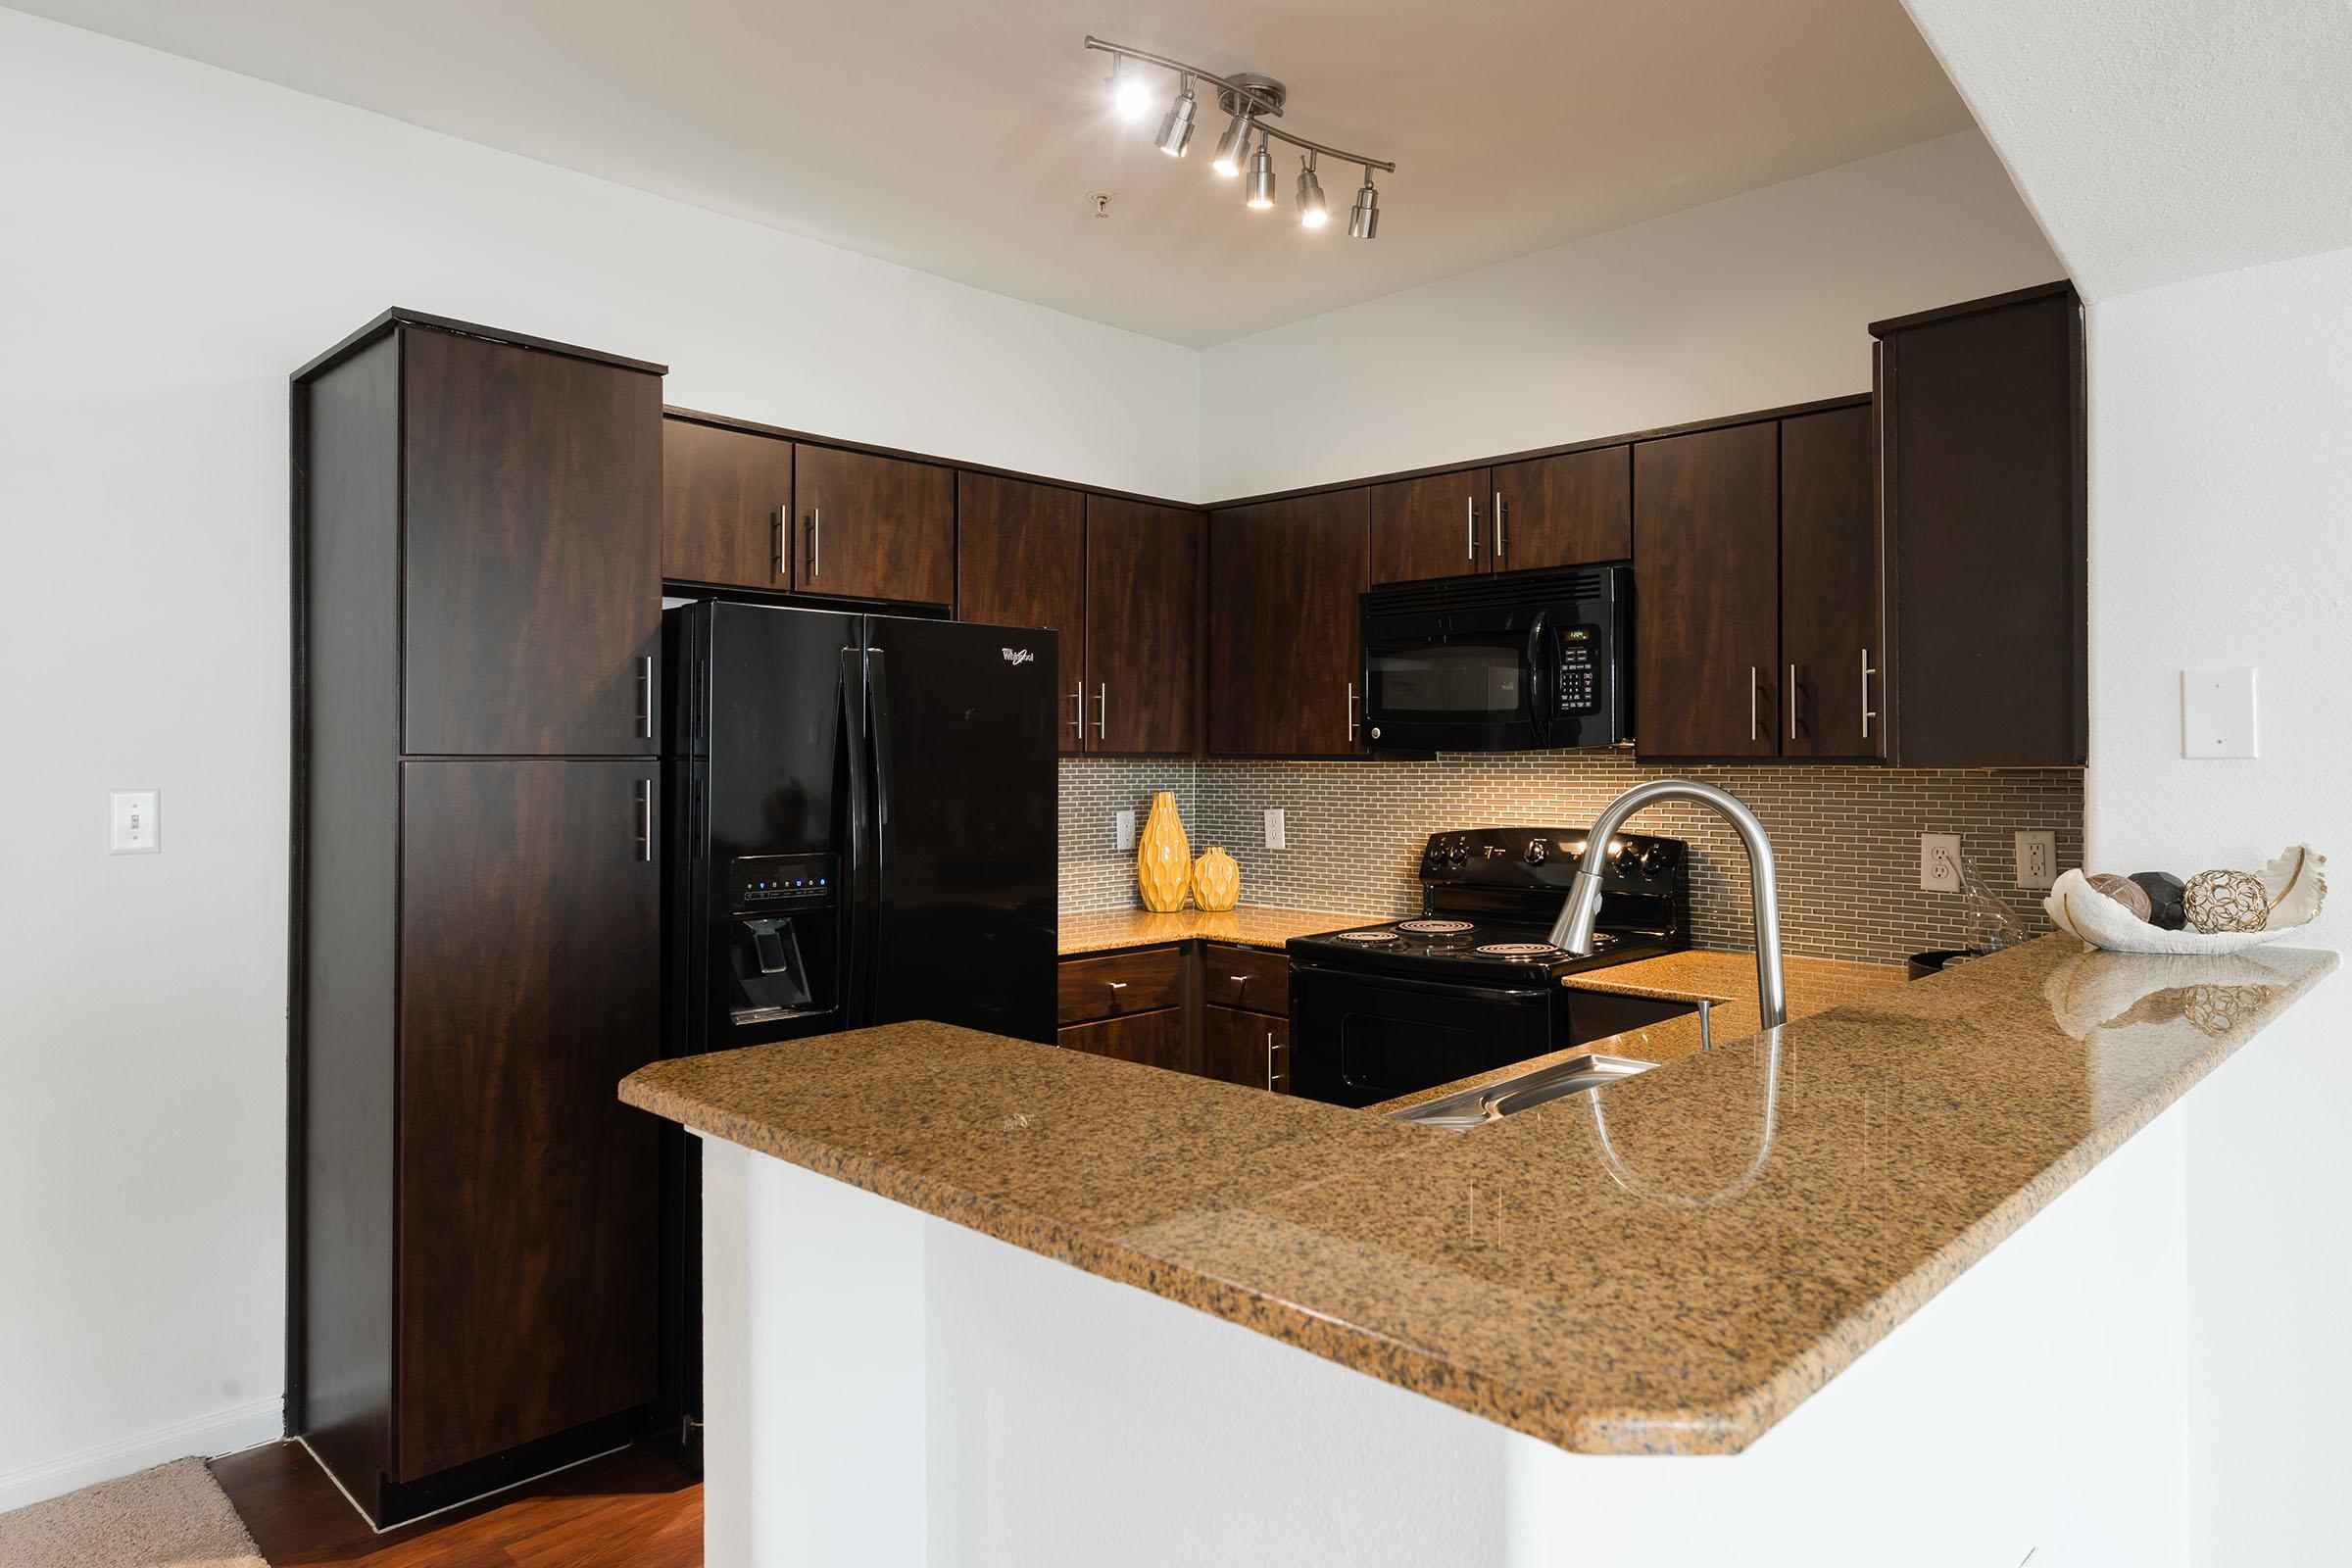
<box><xmin>1287</xmin><ymin>826</ymin><xmax>1690</xmax><ymax>1106</ymax></box>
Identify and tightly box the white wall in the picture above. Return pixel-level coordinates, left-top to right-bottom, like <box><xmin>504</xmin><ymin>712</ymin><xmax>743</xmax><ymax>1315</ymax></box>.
<box><xmin>1197</xmin><ymin>130</ymin><xmax>2060</xmax><ymax>500</ymax></box>
<box><xmin>0</xmin><ymin>7</ymin><xmax>1196</xmax><ymax>1509</ymax></box>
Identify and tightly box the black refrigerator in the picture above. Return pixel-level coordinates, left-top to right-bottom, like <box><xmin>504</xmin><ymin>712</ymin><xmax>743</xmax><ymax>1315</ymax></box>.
<box><xmin>656</xmin><ymin>599</ymin><xmax>1058</xmax><ymax>1457</ymax></box>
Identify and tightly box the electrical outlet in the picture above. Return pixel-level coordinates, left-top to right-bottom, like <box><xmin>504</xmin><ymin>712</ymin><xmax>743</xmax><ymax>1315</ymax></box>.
<box><xmin>1114</xmin><ymin>809</ymin><xmax>1135</xmax><ymax>851</ymax></box>
<box><xmin>109</xmin><ymin>789</ymin><xmax>161</xmax><ymax>855</ymax></box>
<box><xmin>2015</xmin><ymin>830</ymin><xmax>2057</xmax><ymax>891</ymax></box>
<box><xmin>1263</xmin><ymin>808</ymin><xmax>1287</xmax><ymax>851</ymax></box>
<box><xmin>1920</xmin><ymin>832</ymin><xmax>1961</xmax><ymax>892</ymax></box>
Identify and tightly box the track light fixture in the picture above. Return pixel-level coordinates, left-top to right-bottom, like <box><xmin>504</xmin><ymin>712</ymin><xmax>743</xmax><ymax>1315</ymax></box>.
<box><xmin>1349</xmin><ymin>168</ymin><xmax>1380</xmax><ymax>239</ymax></box>
<box><xmin>1154</xmin><ymin>74</ymin><xmax>1197</xmax><ymax>157</ymax></box>
<box><xmin>1245</xmin><ymin>136</ymin><xmax>1277</xmax><ymax>209</ymax></box>
<box><xmin>1296</xmin><ymin>153</ymin><xmax>1328</xmax><ymax>228</ymax></box>
<box><xmin>1086</xmin><ymin>35</ymin><xmax>1394</xmax><ymax>240</ymax></box>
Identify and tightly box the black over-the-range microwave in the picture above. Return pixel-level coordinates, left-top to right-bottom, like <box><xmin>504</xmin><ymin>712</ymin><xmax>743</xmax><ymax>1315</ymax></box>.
<box><xmin>1358</xmin><ymin>564</ymin><xmax>1632</xmax><ymax>752</ymax></box>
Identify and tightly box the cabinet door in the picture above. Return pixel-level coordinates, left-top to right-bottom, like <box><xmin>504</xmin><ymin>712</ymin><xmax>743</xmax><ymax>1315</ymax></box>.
<box><xmin>1493</xmin><ymin>447</ymin><xmax>1632</xmax><ymax>570</ymax></box>
<box><xmin>1878</xmin><ymin>288</ymin><xmax>2085</xmax><ymax>765</ymax></box>
<box><xmin>793</xmin><ymin>445</ymin><xmax>956</xmax><ymax>605</ymax></box>
<box><xmin>1370</xmin><ymin>468</ymin><xmax>1491</xmax><ymax>584</ymax></box>
<box><xmin>1206</xmin><ymin>490</ymin><xmax>1370</xmax><ymax>757</ymax></box>
<box><xmin>1057</xmin><ymin>1009</ymin><xmax>1186</xmax><ymax>1072</ymax></box>
<box><xmin>661</xmin><ymin>418</ymin><xmax>792</xmax><ymax>590</ymax></box>
<box><xmin>1780</xmin><ymin>406</ymin><xmax>1880</xmax><ymax>759</ymax></box>
<box><xmin>1201</xmin><ymin>1006</ymin><xmax>1290</xmax><ymax>1092</ymax></box>
<box><xmin>395</xmin><ymin>759</ymin><xmax>660</xmax><ymax>1480</ymax></box>
<box><xmin>956</xmin><ymin>473</ymin><xmax>1085</xmax><ymax>751</ymax></box>
<box><xmin>1086</xmin><ymin>497</ymin><xmax>1200</xmax><ymax>755</ymax></box>
<box><xmin>1633</xmin><ymin>423</ymin><xmax>1780</xmax><ymax>759</ymax></box>
<box><xmin>401</xmin><ymin>327</ymin><xmax>662</xmax><ymax>757</ymax></box>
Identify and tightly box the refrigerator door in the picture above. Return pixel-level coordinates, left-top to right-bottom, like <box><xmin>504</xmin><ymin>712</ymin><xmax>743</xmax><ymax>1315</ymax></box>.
<box><xmin>860</xmin><ymin>614</ymin><xmax>1058</xmax><ymax>1045</ymax></box>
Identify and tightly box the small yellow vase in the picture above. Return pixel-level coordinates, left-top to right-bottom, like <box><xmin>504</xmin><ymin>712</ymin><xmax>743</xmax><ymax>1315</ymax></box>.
<box><xmin>1137</xmin><ymin>791</ymin><xmax>1192</xmax><ymax>912</ymax></box>
<box><xmin>1192</xmin><ymin>847</ymin><xmax>1240</xmax><ymax>911</ymax></box>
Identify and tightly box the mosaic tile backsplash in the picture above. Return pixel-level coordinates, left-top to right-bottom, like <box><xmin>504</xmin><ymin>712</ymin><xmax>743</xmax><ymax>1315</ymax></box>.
<box><xmin>1059</xmin><ymin>753</ymin><xmax>2084</xmax><ymax>966</ymax></box>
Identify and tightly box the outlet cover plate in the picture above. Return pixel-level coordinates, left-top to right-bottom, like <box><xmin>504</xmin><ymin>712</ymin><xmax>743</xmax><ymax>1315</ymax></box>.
<box><xmin>1920</xmin><ymin>832</ymin><xmax>1961</xmax><ymax>893</ymax></box>
<box><xmin>1114</xmin><ymin>809</ymin><xmax>1136</xmax><ymax>851</ymax></box>
<box><xmin>1264</xmin><ymin>808</ymin><xmax>1287</xmax><ymax>851</ymax></box>
<box><xmin>2015</xmin><ymin>830</ymin><xmax>2058</xmax><ymax>891</ymax></box>
<box><xmin>2181</xmin><ymin>667</ymin><xmax>2257</xmax><ymax>759</ymax></box>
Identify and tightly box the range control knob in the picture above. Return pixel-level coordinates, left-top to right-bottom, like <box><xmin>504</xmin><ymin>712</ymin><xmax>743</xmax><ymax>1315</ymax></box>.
<box><xmin>1523</xmin><ymin>838</ymin><xmax>1549</xmax><ymax>864</ymax></box>
<box><xmin>1446</xmin><ymin>840</ymin><xmax>1469</xmax><ymax>866</ymax></box>
<box><xmin>1639</xmin><ymin>846</ymin><xmax>1670</xmax><ymax>878</ymax></box>
<box><xmin>1613</xmin><ymin>843</ymin><xmax>1642</xmax><ymax>876</ymax></box>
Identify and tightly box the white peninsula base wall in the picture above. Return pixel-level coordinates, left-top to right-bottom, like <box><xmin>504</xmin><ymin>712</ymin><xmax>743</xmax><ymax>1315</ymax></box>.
<box><xmin>697</xmin><ymin>1110</ymin><xmax>2189</xmax><ymax>1568</ymax></box>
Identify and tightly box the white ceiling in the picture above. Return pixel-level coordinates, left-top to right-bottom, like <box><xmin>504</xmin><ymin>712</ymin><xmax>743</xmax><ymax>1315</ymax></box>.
<box><xmin>12</xmin><ymin>0</ymin><xmax>1975</xmax><ymax>346</ymax></box>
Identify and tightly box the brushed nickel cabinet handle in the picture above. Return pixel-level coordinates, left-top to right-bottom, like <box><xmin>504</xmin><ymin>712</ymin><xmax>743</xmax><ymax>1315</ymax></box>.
<box><xmin>1466</xmin><ymin>496</ymin><xmax>1477</xmax><ymax>562</ymax></box>
<box><xmin>1265</xmin><ymin>1029</ymin><xmax>1277</xmax><ymax>1091</ymax></box>
<box><xmin>1071</xmin><ymin>680</ymin><xmax>1085</xmax><ymax>738</ymax></box>
<box><xmin>1494</xmin><ymin>490</ymin><xmax>1505</xmax><ymax>563</ymax></box>
<box><xmin>1347</xmin><ymin>681</ymin><xmax>1359</xmax><ymax>743</ymax></box>
<box><xmin>808</xmin><ymin>508</ymin><xmax>822</xmax><ymax>578</ymax></box>
<box><xmin>1862</xmin><ymin>648</ymin><xmax>1880</xmax><ymax>740</ymax></box>
<box><xmin>773</xmin><ymin>507</ymin><xmax>787</xmax><ymax>579</ymax></box>
<box><xmin>1106</xmin><ymin>981</ymin><xmax>1128</xmax><ymax>991</ymax></box>
<box><xmin>1749</xmin><ymin>666</ymin><xmax>1759</xmax><ymax>742</ymax></box>
<box><xmin>1788</xmin><ymin>662</ymin><xmax>1797</xmax><ymax>742</ymax></box>
<box><xmin>636</xmin><ymin>656</ymin><xmax>655</xmax><ymax>741</ymax></box>
<box><xmin>1229</xmin><ymin>974</ymin><xmax>1251</xmax><ymax>984</ymax></box>
<box><xmin>1096</xmin><ymin>682</ymin><xmax>1107</xmax><ymax>741</ymax></box>
<box><xmin>634</xmin><ymin>779</ymin><xmax>654</xmax><ymax>862</ymax></box>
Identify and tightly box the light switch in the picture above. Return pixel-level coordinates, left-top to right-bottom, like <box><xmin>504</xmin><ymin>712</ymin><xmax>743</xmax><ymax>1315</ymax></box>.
<box><xmin>1263</xmin><ymin>808</ymin><xmax>1287</xmax><ymax>851</ymax></box>
<box><xmin>2181</xmin><ymin>668</ymin><xmax>2257</xmax><ymax>759</ymax></box>
<box><xmin>109</xmin><ymin>789</ymin><xmax>161</xmax><ymax>855</ymax></box>
<box><xmin>1114</xmin><ymin>809</ymin><xmax>1136</xmax><ymax>851</ymax></box>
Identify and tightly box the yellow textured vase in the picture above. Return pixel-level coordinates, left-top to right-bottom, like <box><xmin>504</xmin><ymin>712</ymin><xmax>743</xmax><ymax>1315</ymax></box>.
<box><xmin>1192</xmin><ymin>847</ymin><xmax>1241</xmax><ymax>911</ymax></box>
<box><xmin>1137</xmin><ymin>791</ymin><xmax>1192</xmax><ymax>912</ymax></box>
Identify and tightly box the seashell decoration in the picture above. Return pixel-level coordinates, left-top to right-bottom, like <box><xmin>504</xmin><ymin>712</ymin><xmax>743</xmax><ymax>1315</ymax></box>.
<box><xmin>2183</xmin><ymin>868</ymin><xmax>2270</xmax><ymax>934</ymax></box>
<box><xmin>2087</xmin><ymin>872</ymin><xmax>2153</xmax><ymax>922</ymax></box>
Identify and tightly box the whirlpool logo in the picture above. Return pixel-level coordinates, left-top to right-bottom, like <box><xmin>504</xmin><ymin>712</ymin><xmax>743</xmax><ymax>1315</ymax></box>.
<box><xmin>1001</xmin><ymin>648</ymin><xmax>1035</xmax><ymax>665</ymax></box>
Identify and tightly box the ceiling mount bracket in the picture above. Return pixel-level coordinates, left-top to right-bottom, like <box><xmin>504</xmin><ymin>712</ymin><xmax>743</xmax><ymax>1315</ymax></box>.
<box><xmin>1214</xmin><ymin>74</ymin><xmax>1286</xmax><ymax>121</ymax></box>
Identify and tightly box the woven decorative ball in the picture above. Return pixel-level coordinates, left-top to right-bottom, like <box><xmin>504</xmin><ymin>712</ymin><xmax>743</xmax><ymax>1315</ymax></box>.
<box><xmin>2182</xmin><ymin>867</ymin><xmax>2269</xmax><ymax>934</ymax></box>
<box><xmin>2087</xmin><ymin>872</ymin><xmax>2153</xmax><ymax>922</ymax></box>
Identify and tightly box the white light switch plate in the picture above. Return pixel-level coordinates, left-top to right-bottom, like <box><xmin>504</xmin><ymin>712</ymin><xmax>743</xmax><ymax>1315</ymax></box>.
<box><xmin>109</xmin><ymin>789</ymin><xmax>161</xmax><ymax>855</ymax></box>
<box><xmin>1263</xmin><ymin>808</ymin><xmax>1287</xmax><ymax>851</ymax></box>
<box><xmin>1114</xmin><ymin>809</ymin><xmax>1135</xmax><ymax>851</ymax></box>
<box><xmin>2181</xmin><ymin>667</ymin><xmax>2257</xmax><ymax>758</ymax></box>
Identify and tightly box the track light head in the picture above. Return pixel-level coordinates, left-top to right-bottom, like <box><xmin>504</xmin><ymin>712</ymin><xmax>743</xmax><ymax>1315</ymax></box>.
<box><xmin>1348</xmin><ymin>172</ymin><xmax>1381</xmax><ymax>239</ymax></box>
<box><xmin>1297</xmin><ymin>156</ymin><xmax>1328</xmax><ymax>228</ymax></box>
<box><xmin>1155</xmin><ymin>76</ymin><xmax>1197</xmax><ymax>157</ymax></box>
<box><xmin>1210</xmin><ymin>114</ymin><xmax>1254</xmax><ymax>176</ymax></box>
<box><xmin>1107</xmin><ymin>56</ymin><xmax>1152</xmax><ymax>119</ymax></box>
<box><xmin>1244</xmin><ymin>138</ymin><xmax>1277</xmax><ymax>209</ymax></box>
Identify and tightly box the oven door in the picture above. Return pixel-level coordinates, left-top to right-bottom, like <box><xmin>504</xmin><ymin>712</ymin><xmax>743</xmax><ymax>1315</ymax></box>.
<box><xmin>1289</xmin><ymin>962</ymin><xmax>1560</xmax><ymax>1108</ymax></box>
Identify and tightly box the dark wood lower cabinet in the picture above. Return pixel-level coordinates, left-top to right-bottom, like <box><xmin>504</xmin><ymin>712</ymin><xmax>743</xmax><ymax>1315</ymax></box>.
<box><xmin>1057</xmin><ymin>1009</ymin><xmax>1186</xmax><ymax>1071</ymax></box>
<box><xmin>1201</xmin><ymin>1006</ymin><xmax>1290</xmax><ymax>1092</ymax></box>
<box><xmin>395</xmin><ymin>760</ymin><xmax>662</xmax><ymax>1480</ymax></box>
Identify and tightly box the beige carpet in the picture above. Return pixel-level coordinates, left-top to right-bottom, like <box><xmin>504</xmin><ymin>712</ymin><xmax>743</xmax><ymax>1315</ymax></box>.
<box><xmin>0</xmin><ymin>1458</ymin><xmax>266</xmax><ymax>1568</ymax></box>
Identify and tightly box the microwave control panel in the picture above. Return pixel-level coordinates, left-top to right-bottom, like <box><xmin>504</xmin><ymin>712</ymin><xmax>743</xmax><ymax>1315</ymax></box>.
<box><xmin>1556</xmin><ymin>625</ymin><xmax>1601</xmax><ymax>713</ymax></box>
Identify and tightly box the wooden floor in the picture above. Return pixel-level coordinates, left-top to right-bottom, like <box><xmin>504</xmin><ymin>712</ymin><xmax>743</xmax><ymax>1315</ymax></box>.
<box><xmin>210</xmin><ymin>1442</ymin><xmax>702</xmax><ymax>1567</ymax></box>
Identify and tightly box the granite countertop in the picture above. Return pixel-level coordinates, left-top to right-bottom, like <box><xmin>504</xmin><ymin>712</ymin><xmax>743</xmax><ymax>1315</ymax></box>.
<box><xmin>1058</xmin><ymin>905</ymin><xmax>1380</xmax><ymax>956</ymax></box>
<box><xmin>620</xmin><ymin>934</ymin><xmax>2335</xmax><ymax>1456</ymax></box>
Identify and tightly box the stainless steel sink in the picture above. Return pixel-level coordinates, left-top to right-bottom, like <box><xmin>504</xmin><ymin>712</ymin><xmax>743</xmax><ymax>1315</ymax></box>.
<box><xmin>1387</xmin><ymin>1054</ymin><xmax>1656</xmax><ymax>1130</ymax></box>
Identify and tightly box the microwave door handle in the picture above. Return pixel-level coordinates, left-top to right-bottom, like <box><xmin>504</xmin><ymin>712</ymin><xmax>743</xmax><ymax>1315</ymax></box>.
<box><xmin>1524</xmin><ymin>611</ymin><xmax>1552</xmax><ymax>744</ymax></box>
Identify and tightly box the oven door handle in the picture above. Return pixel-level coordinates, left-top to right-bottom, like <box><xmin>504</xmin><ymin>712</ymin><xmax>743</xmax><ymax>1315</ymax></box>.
<box><xmin>1290</xmin><ymin>962</ymin><xmax>1552</xmax><ymax>1004</ymax></box>
<box><xmin>1524</xmin><ymin>611</ymin><xmax>1553</xmax><ymax>746</ymax></box>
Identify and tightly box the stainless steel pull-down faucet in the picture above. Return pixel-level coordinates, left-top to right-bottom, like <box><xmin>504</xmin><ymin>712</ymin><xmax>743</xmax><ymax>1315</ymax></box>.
<box><xmin>1548</xmin><ymin>778</ymin><xmax>1787</xmax><ymax>1031</ymax></box>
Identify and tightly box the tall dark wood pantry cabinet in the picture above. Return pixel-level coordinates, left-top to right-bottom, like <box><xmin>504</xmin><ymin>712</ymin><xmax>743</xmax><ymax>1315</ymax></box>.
<box><xmin>291</xmin><ymin>311</ymin><xmax>665</xmax><ymax>1526</ymax></box>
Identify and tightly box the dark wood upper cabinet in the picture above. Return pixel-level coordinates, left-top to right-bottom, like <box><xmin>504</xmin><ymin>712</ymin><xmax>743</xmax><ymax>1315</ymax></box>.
<box><xmin>395</xmin><ymin>759</ymin><xmax>660</xmax><ymax>1481</ymax></box>
<box><xmin>956</xmin><ymin>473</ymin><xmax>1084</xmax><ymax>751</ymax></box>
<box><xmin>1493</xmin><ymin>446</ymin><xmax>1633</xmax><ymax>569</ymax></box>
<box><xmin>660</xmin><ymin>417</ymin><xmax>791</xmax><ymax>590</ymax></box>
<box><xmin>1780</xmin><ymin>406</ymin><xmax>1880</xmax><ymax>759</ymax></box>
<box><xmin>792</xmin><ymin>445</ymin><xmax>955</xmax><ymax>605</ymax></box>
<box><xmin>1371</xmin><ymin>467</ymin><xmax>1492</xmax><ymax>584</ymax></box>
<box><xmin>1086</xmin><ymin>497</ymin><xmax>1200</xmax><ymax>755</ymax></box>
<box><xmin>400</xmin><ymin>326</ymin><xmax>661</xmax><ymax>757</ymax></box>
<box><xmin>1207</xmin><ymin>490</ymin><xmax>1370</xmax><ymax>758</ymax></box>
<box><xmin>1633</xmin><ymin>423</ymin><xmax>1781</xmax><ymax>759</ymax></box>
<box><xmin>1874</xmin><ymin>283</ymin><xmax>2085</xmax><ymax>766</ymax></box>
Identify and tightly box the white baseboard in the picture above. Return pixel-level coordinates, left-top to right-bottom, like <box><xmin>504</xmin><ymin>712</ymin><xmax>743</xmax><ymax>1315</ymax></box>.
<box><xmin>0</xmin><ymin>1397</ymin><xmax>284</xmax><ymax>1515</ymax></box>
